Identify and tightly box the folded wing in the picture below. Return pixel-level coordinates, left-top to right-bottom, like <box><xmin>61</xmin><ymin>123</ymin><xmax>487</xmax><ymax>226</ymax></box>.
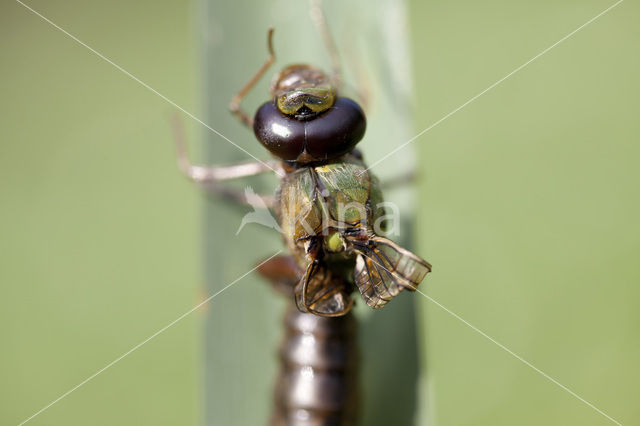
<box><xmin>294</xmin><ymin>261</ymin><xmax>354</xmax><ymax>317</ymax></box>
<box><xmin>351</xmin><ymin>235</ymin><xmax>431</xmax><ymax>309</ymax></box>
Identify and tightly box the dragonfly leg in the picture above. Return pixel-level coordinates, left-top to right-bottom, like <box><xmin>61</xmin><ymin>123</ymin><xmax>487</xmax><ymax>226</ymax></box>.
<box><xmin>256</xmin><ymin>255</ymin><xmax>302</xmax><ymax>296</ymax></box>
<box><xmin>172</xmin><ymin>112</ymin><xmax>279</xmax><ymax>183</ymax></box>
<box><xmin>310</xmin><ymin>0</ymin><xmax>371</xmax><ymax>112</ymax></box>
<box><xmin>201</xmin><ymin>182</ymin><xmax>275</xmax><ymax>208</ymax></box>
<box><xmin>229</xmin><ymin>28</ymin><xmax>276</xmax><ymax>128</ymax></box>
<box><xmin>343</xmin><ymin>40</ymin><xmax>371</xmax><ymax>112</ymax></box>
<box><xmin>310</xmin><ymin>0</ymin><xmax>342</xmax><ymax>89</ymax></box>
<box><xmin>171</xmin><ymin>114</ymin><xmax>278</xmax><ymax>207</ymax></box>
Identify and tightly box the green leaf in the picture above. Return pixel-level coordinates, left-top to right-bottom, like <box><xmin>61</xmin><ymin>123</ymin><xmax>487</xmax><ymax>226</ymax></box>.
<box><xmin>200</xmin><ymin>1</ymin><xmax>423</xmax><ymax>425</ymax></box>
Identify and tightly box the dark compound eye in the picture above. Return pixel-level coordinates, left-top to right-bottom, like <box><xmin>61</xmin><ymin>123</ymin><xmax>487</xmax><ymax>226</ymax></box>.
<box><xmin>253</xmin><ymin>97</ymin><xmax>366</xmax><ymax>163</ymax></box>
<box><xmin>305</xmin><ymin>98</ymin><xmax>366</xmax><ymax>160</ymax></box>
<box><xmin>253</xmin><ymin>102</ymin><xmax>305</xmax><ymax>161</ymax></box>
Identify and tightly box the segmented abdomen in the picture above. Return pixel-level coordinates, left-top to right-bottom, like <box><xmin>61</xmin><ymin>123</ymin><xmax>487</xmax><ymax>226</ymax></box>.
<box><xmin>271</xmin><ymin>306</ymin><xmax>358</xmax><ymax>426</ymax></box>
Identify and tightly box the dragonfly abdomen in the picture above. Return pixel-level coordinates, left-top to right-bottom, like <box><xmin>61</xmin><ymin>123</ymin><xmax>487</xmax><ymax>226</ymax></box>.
<box><xmin>271</xmin><ymin>306</ymin><xmax>358</xmax><ymax>426</ymax></box>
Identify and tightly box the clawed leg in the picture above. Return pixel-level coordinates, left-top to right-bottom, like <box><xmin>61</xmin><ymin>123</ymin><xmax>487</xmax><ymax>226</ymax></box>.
<box><xmin>342</xmin><ymin>36</ymin><xmax>371</xmax><ymax>112</ymax></box>
<box><xmin>171</xmin><ymin>113</ymin><xmax>277</xmax><ymax>207</ymax></box>
<box><xmin>310</xmin><ymin>0</ymin><xmax>371</xmax><ymax>111</ymax></box>
<box><xmin>310</xmin><ymin>0</ymin><xmax>342</xmax><ymax>89</ymax></box>
<box><xmin>256</xmin><ymin>255</ymin><xmax>302</xmax><ymax>296</ymax></box>
<box><xmin>201</xmin><ymin>182</ymin><xmax>275</xmax><ymax>208</ymax></box>
<box><xmin>229</xmin><ymin>28</ymin><xmax>276</xmax><ymax>128</ymax></box>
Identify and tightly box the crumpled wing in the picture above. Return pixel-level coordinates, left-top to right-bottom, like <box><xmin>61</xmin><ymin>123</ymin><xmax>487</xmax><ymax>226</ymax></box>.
<box><xmin>294</xmin><ymin>261</ymin><xmax>353</xmax><ymax>317</ymax></box>
<box><xmin>352</xmin><ymin>236</ymin><xmax>431</xmax><ymax>309</ymax></box>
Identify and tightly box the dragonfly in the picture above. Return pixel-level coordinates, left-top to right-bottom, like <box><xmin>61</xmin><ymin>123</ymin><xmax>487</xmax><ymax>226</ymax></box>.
<box><xmin>173</xmin><ymin>2</ymin><xmax>431</xmax><ymax>423</ymax></box>
<box><xmin>174</xmin><ymin>31</ymin><xmax>431</xmax><ymax>318</ymax></box>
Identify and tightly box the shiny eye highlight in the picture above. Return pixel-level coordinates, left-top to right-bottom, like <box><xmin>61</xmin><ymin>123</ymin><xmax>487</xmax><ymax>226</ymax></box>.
<box><xmin>254</xmin><ymin>97</ymin><xmax>366</xmax><ymax>163</ymax></box>
<box><xmin>253</xmin><ymin>102</ymin><xmax>305</xmax><ymax>161</ymax></box>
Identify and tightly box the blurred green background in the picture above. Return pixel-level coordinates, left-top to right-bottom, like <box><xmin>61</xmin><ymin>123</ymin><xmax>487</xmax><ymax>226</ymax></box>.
<box><xmin>1</xmin><ymin>0</ymin><xmax>638</xmax><ymax>425</ymax></box>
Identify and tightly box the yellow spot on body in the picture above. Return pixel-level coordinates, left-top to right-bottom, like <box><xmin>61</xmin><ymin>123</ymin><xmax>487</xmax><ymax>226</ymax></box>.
<box><xmin>326</xmin><ymin>231</ymin><xmax>344</xmax><ymax>252</ymax></box>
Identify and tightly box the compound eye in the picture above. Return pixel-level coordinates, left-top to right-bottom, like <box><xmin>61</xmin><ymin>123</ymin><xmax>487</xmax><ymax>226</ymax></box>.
<box><xmin>253</xmin><ymin>102</ymin><xmax>305</xmax><ymax>161</ymax></box>
<box><xmin>305</xmin><ymin>97</ymin><xmax>366</xmax><ymax>159</ymax></box>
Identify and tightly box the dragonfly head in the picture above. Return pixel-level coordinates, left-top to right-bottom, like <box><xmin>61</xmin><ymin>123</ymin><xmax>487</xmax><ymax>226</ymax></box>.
<box><xmin>271</xmin><ymin>65</ymin><xmax>336</xmax><ymax>119</ymax></box>
<box><xmin>254</xmin><ymin>65</ymin><xmax>366</xmax><ymax>164</ymax></box>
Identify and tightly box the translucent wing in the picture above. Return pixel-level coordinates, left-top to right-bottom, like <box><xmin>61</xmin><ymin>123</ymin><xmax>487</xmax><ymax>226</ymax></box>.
<box><xmin>294</xmin><ymin>261</ymin><xmax>354</xmax><ymax>317</ymax></box>
<box><xmin>352</xmin><ymin>236</ymin><xmax>431</xmax><ymax>309</ymax></box>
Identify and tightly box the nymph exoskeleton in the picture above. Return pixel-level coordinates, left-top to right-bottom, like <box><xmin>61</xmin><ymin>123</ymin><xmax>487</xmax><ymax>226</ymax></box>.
<box><xmin>175</xmin><ymin>25</ymin><xmax>431</xmax><ymax>317</ymax></box>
